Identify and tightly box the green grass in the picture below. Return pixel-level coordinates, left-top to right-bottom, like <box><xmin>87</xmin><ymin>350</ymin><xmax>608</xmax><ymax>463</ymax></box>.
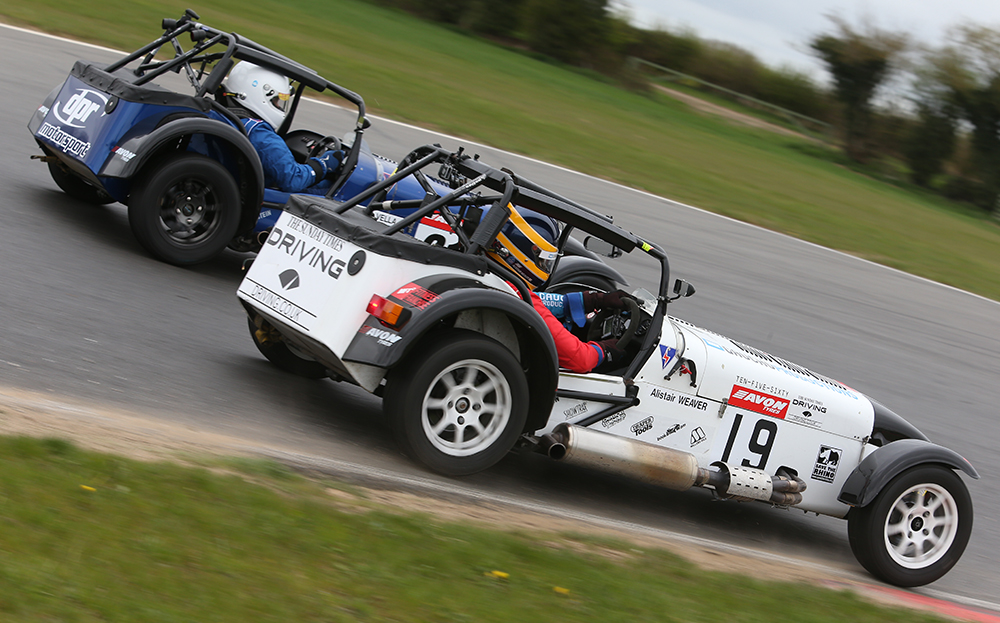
<box><xmin>0</xmin><ymin>435</ymin><xmax>951</xmax><ymax>622</ymax></box>
<box><xmin>4</xmin><ymin>0</ymin><xmax>1000</xmax><ymax>300</ymax></box>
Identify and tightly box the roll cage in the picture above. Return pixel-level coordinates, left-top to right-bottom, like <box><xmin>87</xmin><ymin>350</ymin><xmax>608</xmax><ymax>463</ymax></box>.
<box><xmin>329</xmin><ymin>144</ymin><xmax>674</xmax><ymax>380</ymax></box>
<box><xmin>101</xmin><ymin>8</ymin><xmax>369</xmax><ymax>194</ymax></box>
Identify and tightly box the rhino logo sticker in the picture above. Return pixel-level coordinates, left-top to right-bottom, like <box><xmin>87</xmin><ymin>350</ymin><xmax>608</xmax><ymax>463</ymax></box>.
<box><xmin>811</xmin><ymin>445</ymin><xmax>842</xmax><ymax>483</ymax></box>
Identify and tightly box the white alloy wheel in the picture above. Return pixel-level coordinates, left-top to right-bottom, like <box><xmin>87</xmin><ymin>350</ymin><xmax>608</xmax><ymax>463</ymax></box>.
<box><xmin>421</xmin><ymin>359</ymin><xmax>512</xmax><ymax>457</ymax></box>
<box><xmin>883</xmin><ymin>482</ymin><xmax>959</xmax><ymax>569</ymax></box>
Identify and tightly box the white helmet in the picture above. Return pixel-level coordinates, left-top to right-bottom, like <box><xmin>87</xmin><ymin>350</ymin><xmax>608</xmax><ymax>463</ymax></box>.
<box><xmin>226</xmin><ymin>61</ymin><xmax>292</xmax><ymax>129</ymax></box>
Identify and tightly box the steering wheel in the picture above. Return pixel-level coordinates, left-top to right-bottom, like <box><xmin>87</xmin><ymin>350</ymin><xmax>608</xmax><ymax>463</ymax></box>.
<box><xmin>308</xmin><ymin>134</ymin><xmax>342</xmax><ymax>159</ymax></box>
<box><xmin>586</xmin><ymin>297</ymin><xmax>642</xmax><ymax>350</ymax></box>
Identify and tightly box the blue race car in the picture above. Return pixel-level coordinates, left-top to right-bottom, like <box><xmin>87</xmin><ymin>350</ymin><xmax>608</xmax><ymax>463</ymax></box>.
<box><xmin>27</xmin><ymin>9</ymin><xmax>622</xmax><ymax>289</ymax></box>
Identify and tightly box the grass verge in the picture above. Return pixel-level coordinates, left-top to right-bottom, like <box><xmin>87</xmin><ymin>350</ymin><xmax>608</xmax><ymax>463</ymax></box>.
<box><xmin>3</xmin><ymin>0</ymin><xmax>1000</xmax><ymax>300</ymax></box>
<box><xmin>0</xmin><ymin>435</ymin><xmax>950</xmax><ymax>623</ymax></box>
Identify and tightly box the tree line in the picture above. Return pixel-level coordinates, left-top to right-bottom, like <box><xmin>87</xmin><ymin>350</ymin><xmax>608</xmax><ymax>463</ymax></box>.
<box><xmin>369</xmin><ymin>0</ymin><xmax>1000</xmax><ymax>216</ymax></box>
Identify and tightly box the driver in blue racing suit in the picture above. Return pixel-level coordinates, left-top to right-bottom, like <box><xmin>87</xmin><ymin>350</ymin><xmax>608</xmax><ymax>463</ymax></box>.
<box><xmin>224</xmin><ymin>61</ymin><xmax>343</xmax><ymax>194</ymax></box>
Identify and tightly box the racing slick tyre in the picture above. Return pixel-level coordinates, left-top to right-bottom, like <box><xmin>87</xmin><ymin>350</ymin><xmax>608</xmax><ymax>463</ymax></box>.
<box><xmin>847</xmin><ymin>465</ymin><xmax>972</xmax><ymax>587</ymax></box>
<box><xmin>247</xmin><ymin>317</ymin><xmax>328</xmax><ymax>379</ymax></box>
<box><xmin>129</xmin><ymin>153</ymin><xmax>241</xmax><ymax>265</ymax></box>
<box><xmin>47</xmin><ymin>160</ymin><xmax>115</xmax><ymax>205</ymax></box>
<box><xmin>384</xmin><ymin>331</ymin><xmax>528</xmax><ymax>477</ymax></box>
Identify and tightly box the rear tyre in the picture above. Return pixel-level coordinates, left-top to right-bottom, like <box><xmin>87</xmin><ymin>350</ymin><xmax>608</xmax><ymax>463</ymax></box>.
<box><xmin>847</xmin><ymin>465</ymin><xmax>972</xmax><ymax>587</ymax></box>
<box><xmin>247</xmin><ymin>316</ymin><xmax>328</xmax><ymax>379</ymax></box>
<box><xmin>129</xmin><ymin>153</ymin><xmax>241</xmax><ymax>265</ymax></box>
<box><xmin>384</xmin><ymin>331</ymin><xmax>528</xmax><ymax>476</ymax></box>
<box><xmin>47</xmin><ymin>160</ymin><xmax>115</xmax><ymax>205</ymax></box>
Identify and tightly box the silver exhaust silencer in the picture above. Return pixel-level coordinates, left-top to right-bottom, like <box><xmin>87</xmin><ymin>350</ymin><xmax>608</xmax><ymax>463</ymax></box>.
<box><xmin>542</xmin><ymin>423</ymin><xmax>715</xmax><ymax>491</ymax></box>
<box><xmin>541</xmin><ymin>423</ymin><xmax>806</xmax><ymax>505</ymax></box>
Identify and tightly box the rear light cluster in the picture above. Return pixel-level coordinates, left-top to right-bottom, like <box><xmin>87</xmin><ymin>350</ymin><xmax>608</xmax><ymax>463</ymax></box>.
<box><xmin>366</xmin><ymin>294</ymin><xmax>409</xmax><ymax>328</ymax></box>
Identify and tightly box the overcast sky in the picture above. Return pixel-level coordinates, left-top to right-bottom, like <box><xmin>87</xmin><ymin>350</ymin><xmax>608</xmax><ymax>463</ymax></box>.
<box><xmin>618</xmin><ymin>0</ymin><xmax>1000</xmax><ymax>78</ymax></box>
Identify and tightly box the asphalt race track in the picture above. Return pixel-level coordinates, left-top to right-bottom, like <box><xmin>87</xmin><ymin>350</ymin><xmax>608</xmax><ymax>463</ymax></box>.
<box><xmin>2</xmin><ymin>23</ymin><xmax>998</xmax><ymax>611</ymax></box>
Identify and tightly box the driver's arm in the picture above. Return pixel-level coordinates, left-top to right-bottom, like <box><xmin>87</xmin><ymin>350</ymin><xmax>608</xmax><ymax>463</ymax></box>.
<box><xmin>243</xmin><ymin>119</ymin><xmax>336</xmax><ymax>192</ymax></box>
<box><xmin>530</xmin><ymin>292</ymin><xmax>604</xmax><ymax>373</ymax></box>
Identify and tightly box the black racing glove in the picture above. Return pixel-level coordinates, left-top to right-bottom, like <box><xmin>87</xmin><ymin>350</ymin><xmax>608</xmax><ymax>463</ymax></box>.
<box><xmin>582</xmin><ymin>289</ymin><xmax>633</xmax><ymax>313</ymax></box>
<box><xmin>597</xmin><ymin>338</ymin><xmax>626</xmax><ymax>365</ymax></box>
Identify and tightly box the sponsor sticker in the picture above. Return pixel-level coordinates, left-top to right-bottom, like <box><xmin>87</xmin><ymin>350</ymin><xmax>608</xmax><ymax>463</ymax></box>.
<box><xmin>359</xmin><ymin>325</ymin><xmax>402</xmax><ymax>347</ymax></box>
<box><xmin>244</xmin><ymin>281</ymin><xmax>314</xmax><ymax>327</ymax></box>
<box><xmin>37</xmin><ymin>122</ymin><xmax>91</xmax><ymax>159</ymax></box>
<box><xmin>631</xmin><ymin>416</ymin><xmax>654</xmax><ymax>436</ymax></box>
<box><xmin>734</xmin><ymin>375</ymin><xmax>789</xmax><ymax>398</ymax></box>
<box><xmin>728</xmin><ymin>384</ymin><xmax>789</xmax><ymax>419</ymax></box>
<box><xmin>265</xmin><ymin>221</ymin><xmax>346</xmax><ymax>280</ymax></box>
<box><xmin>786</xmin><ymin>398</ymin><xmax>824</xmax><ymax>428</ymax></box>
<box><xmin>112</xmin><ymin>145</ymin><xmax>137</xmax><ymax>162</ymax></box>
<box><xmin>792</xmin><ymin>396</ymin><xmax>827</xmax><ymax>414</ymax></box>
<box><xmin>393</xmin><ymin>283</ymin><xmax>439</xmax><ymax>309</ymax></box>
<box><xmin>656</xmin><ymin>423</ymin><xmax>685</xmax><ymax>442</ymax></box>
<box><xmin>52</xmin><ymin>88</ymin><xmax>106</xmax><ymax>128</ymax></box>
<box><xmin>562</xmin><ymin>403</ymin><xmax>588</xmax><ymax>420</ymax></box>
<box><xmin>601</xmin><ymin>412</ymin><xmax>626</xmax><ymax>428</ymax></box>
<box><xmin>690</xmin><ymin>426</ymin><xmax>707</xmax><ymax>447</ymax></box>
<box><xmin>811</xmin><ymin>445</ymin><xmax>842</xmax><ymax>483</ymax></box>
<box><xmin>659</xmin><ymin>344</ymin><xmax>677</xmax><ymax>369</ymax></box>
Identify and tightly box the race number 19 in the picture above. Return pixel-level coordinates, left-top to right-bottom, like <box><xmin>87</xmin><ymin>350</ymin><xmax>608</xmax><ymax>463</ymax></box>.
<box><xmin>721</xmin><ymin>412</ymin><xmax>778</xmax><ymax>470</ymax></box>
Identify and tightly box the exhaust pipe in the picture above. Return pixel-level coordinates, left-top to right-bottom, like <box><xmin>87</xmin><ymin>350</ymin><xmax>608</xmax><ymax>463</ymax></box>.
<box><xmin>541</xmin><ymin>423</ymin><xmax>805</xmax><ymax>505</ymax></box>
<box><xmin>541</xmin><ymin>423</ymin><xmax>717</xmax><ymax>491</ymax></box>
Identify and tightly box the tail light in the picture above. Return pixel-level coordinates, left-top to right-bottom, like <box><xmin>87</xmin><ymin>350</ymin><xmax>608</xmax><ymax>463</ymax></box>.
<box><xmin>366</xmin><ymin>294</ymin><xmax>409</xmax><ymax>328</ymax></box>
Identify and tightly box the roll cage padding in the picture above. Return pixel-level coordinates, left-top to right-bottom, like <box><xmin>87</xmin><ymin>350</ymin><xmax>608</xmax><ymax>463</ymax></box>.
<box><xmin>838</xmin><ymin>438</ymin><xmax>980</xmax><ymax>508</ymax></box>
<box><xmin>100</xmin><ymin>117</ymin><xmax>264</xmax><ymax>233</ymax></box>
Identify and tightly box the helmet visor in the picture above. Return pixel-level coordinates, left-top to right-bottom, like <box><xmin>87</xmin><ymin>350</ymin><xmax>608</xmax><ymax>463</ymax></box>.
<box><xmin>269</xmin><ymin>90</ymin><xmax>291</xmax><ymax>114</ymax></box>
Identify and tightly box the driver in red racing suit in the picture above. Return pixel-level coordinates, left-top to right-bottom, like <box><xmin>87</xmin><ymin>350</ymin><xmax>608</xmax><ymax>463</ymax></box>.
<box><xmin>488</xmin><ymin>206</ymin><xmax>633</xmax><ymax>373</ymax></box>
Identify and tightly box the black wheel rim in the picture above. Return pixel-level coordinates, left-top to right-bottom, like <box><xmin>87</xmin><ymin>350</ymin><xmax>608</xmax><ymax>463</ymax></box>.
<box><xmin>157</xmin><ymin>178</ymin><xmax>223</xmax><ymax>245</ymax></box>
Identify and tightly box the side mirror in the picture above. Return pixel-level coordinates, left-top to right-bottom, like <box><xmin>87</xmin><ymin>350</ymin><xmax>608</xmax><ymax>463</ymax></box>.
<box><xmin>583</xmin><ymin>236</ymin><xmax>622</xmax><ymax>259</ymax></box>
<box><xmin>671</xmin><ymin>279</ymin><xmax>695</xmax><ymax>300</ymax></box>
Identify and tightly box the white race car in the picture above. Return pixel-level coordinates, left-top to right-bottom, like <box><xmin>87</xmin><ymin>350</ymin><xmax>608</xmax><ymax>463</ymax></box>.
<box><xmin>237</xmin><ymin>145</ymin><xmax>978</xmax><ymax>588</ymax></box>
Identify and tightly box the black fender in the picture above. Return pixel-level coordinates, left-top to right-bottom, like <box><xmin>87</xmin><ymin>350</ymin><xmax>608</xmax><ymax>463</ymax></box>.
<box><xmin>345</xmin><ymin>285</ymin><xmax>559</xmax><ymax>432</ymax></box>
<box><xmin>867</xmin><ymin>397</ymin><xmax>928</xmax><ymax>445</ymax></box>
<box><xmin>101</xmin><ymin>117</ymin><xmax>265</xmax><ymax>234</ymax></box>
<box><xmin>548</xmin><ymin>255</ymin><xmax>627</xmax><ymax>290</ymax></box>
<box><xmin>838</xmin><ymin>438</ymin><xmax>980</xmax><ymax>507</ymax></box>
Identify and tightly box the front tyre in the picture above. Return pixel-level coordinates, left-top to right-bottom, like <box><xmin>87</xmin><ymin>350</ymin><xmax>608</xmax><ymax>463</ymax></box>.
<box><xmin>847</xmin><ymin>465</ymin><xmax>972</xmax><ymax>587</ymax></box>
<box><xmin>129</xmin><ymin>153</ymin><xmax>241</xmax><ymax>265</ymax></box>
<box><xmin>384</xmin><ymin>331</ymin><xmax>528</xmax><ymax>477</ymax></box>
